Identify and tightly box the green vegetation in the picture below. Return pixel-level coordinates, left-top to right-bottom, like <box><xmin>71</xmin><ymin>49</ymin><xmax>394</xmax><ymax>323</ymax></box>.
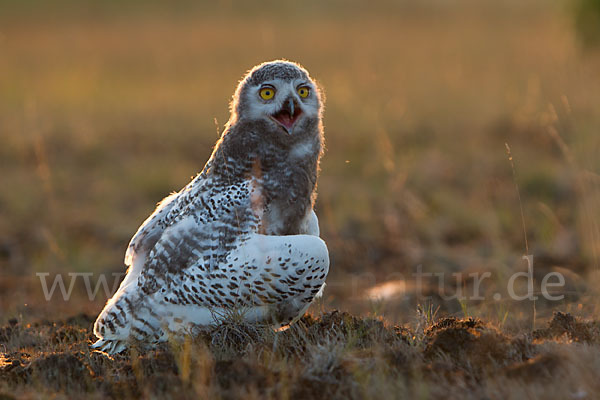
<box><xmin>575</xmin><ymin>0</ymin><xmax>600</xmax><ymax>48</ymax></box>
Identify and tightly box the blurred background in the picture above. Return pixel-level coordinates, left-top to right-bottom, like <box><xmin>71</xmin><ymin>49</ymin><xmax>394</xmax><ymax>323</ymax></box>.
<box><xmin>1</xmin><ymin>0</ymin><xmax>600</xmax><ymax>329</ymax></box>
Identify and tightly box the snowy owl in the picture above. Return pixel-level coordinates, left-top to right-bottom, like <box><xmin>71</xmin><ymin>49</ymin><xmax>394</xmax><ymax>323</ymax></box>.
<box><xmin>92</xmin><ymin>60</ymin><xmax>329</xmax><ymax>354</ymax></box>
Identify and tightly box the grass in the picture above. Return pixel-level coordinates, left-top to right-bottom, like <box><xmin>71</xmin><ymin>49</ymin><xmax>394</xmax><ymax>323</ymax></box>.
<box><xmin>2</xmin><ymin>311</ymin><xmax>600</xmax><ymax>399</ymax></box>
<box><xmin>1</xmin><ymin>0</ymin><xmax>600</xmax><ymax>397</ymax></box>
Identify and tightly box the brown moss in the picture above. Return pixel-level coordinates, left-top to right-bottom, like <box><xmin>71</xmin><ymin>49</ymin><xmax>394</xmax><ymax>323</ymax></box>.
<box><xmin>215</xmin><ymin>359</ymin><xmax>272</xmax><ymax>392</ymax></box>
<box><xmin>51</xmin><ymin>325</ymin><xmax>89</xmax><ymax>345</ymax></box>
<box><xmin>424</xmin><ymin>317</ymin><xmax>530</xmax><ymax>372</ymax></box>
<box><xmin>0</xmin><ymin>311</ymin><xmax>599</xmax><ymax>399</ymax></box>
<box><xmin>303</xmin><ymin>310</ymin><xmax>398</xmax><ymax>347</ymax></box>
<box><xmin>533</xmin><ymin>312</ymin><xmax>600</xmax><ymax>344</ymax></box>
<box><xmin>29</xmin><ymin>353</ymin><xmax>94</xmax><ymax>392</ymax></box>
<box><xmin>504</xmin><ymin>352</ymin><xmax>562</xmax><ymax>382</ymax></box>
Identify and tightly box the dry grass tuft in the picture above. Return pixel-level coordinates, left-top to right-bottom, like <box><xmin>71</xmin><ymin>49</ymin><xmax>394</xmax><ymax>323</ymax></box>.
<box><xmin>2</xmin><ymin>311</ymin><xmax>600</xmax><ymax>399</ymax></box>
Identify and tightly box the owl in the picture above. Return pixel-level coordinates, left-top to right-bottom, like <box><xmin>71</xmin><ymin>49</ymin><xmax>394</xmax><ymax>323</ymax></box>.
<box><xmin>92</xmin><ymin>60</ymin><xmax>329</xmax><ymax>354</ymax></box>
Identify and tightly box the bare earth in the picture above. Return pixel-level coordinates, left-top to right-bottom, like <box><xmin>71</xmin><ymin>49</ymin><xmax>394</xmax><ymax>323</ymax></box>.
<box><xmin>1</xmin><ymin>311</ymin><xmax>599</xmax><ymax>399</ymax></box>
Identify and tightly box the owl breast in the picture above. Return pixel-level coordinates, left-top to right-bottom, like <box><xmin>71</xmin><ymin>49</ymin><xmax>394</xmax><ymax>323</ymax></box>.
<box><xmin>258</xmin><ymin>143</ymin><xmax>317</xmax><ymax>235</ymax></box>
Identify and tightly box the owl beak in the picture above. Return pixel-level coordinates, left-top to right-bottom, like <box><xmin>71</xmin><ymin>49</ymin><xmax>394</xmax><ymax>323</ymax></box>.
<box><xmin>271</xmin><ymin>97</ymin><xmax>302</xmax><ymax>134</ymax></box>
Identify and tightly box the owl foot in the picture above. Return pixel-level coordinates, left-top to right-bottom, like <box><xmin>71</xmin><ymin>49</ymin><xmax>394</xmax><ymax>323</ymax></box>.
<box><xmin>91</xmin><ymin>338</ymin><xmax>127</xmax><ymax>355</ymax></box>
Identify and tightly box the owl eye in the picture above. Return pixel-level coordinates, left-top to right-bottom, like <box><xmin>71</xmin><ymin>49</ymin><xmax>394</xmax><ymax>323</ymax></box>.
<box><xmin>259</xmin><ymin>87</ymin><xmax>275</xmax><ymax>100</ymax></box>
<box><xmin>297</xmin><ymin>86</ymin><xmax>310</xmax><ymax>98</ymax></box>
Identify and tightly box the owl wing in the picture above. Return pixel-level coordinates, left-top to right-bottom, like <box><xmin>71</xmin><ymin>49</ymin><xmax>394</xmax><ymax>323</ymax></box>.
<box><xmin>124</xmin><ymin>192</ymin><xmax>179</xmax><ymax>268</ymax></box>
<box><xmin>136</xmin><ymin>176</ymin><xmax>259</xmax><ymax>296</ymax></box>
<box><xmin>124</xmin><ymin>160</ymin><xmax>219</xmax><ymax>268</ymax></box>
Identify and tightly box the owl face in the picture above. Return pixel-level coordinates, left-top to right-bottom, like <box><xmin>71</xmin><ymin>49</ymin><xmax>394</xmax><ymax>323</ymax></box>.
<box><xmin>231</xmin><ymin>61</ymin><xmax>323</xmax><ymax>136</ymax></box>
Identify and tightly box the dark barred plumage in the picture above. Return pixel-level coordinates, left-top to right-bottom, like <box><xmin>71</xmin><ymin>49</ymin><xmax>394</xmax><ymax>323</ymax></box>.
<box><xmin>210</xmin><ymin>117</ymin><xmax>322</xmax><ymax>234</ymax></box>
<box><xmin>92</xmin><ymin>60</ymin><xmax>329</xmax><ymax>354</ymax></box>
<box><xmin>246</xmin><ymin>63</ymin><xmax>306</xmax><ymax>87</ymax></box>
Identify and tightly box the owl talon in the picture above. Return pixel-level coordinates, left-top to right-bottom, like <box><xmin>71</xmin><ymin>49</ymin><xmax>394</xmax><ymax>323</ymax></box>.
<box><xmin>91</xmin><ymin>339</ymin><xmax>127</xmax><ymax>355</ymax></box>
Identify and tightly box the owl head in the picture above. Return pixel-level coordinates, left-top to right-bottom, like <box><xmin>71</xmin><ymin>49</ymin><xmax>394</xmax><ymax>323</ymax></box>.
<box><xmin>228</xmin><ymin>60</ymin><xmax>324</xmax><ymax>138</ymax></box>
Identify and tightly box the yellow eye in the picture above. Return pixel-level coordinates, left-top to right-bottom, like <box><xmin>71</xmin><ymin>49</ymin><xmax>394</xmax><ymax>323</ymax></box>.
<box><xmin>259</xmin><ymin>87</ymin><xmax>275</xmax><ymax>100</ymax></box>
<box><xmin>297</xmin><ymin>86</ymin><xmax>310</xmax><ymax>98</ymax></box>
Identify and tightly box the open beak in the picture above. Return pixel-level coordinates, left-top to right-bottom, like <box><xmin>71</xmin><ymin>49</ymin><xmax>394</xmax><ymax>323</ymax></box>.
<box><xmin>271</xmin><ymin>97</ymin><xmax>302</xmax><ymax>134</ymax></box>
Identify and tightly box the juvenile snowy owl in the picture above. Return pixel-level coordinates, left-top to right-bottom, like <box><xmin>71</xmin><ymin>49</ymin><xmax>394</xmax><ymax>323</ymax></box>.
<box><xmin>92</xmin><ymin>60</ymin><xmax>329</xmax><ymax>354</ymax></box>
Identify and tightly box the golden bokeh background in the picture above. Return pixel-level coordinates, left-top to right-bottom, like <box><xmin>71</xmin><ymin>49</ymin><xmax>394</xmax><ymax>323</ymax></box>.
<box><xmin>1</xmin><ymin>0</ymin><xmax>600</xmax><ymax>327</ymax></box>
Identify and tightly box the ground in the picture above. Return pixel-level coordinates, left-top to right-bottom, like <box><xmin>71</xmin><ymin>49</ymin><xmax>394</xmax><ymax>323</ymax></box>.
<box><xmin>1</xmin><ymin>0</ymin><xmax>600</xmax><ymax>398</ymax></box>
<box><xmin>1</xmin><ymin>311</ymin><xmax>600</xmax><ymax>399</ymax></box>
